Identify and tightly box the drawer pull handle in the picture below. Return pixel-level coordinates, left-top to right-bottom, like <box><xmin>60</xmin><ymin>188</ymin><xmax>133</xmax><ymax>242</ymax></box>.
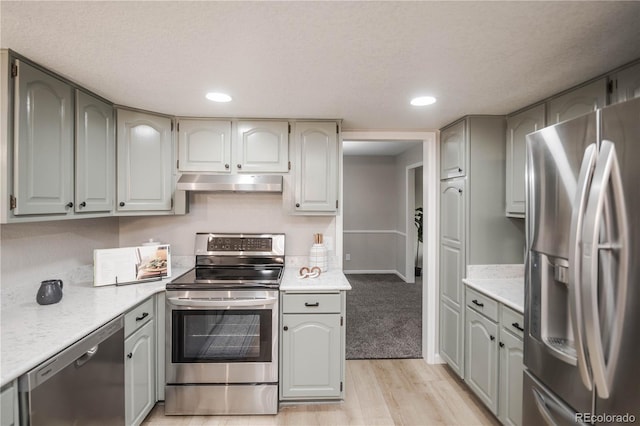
<box><xmin>304</xmin><ymin>302</ymin><xmax>320</xmax><ymax>307</ymax></box>
<box><xmin>136</xmin><ymin>312</ymin><xmax>149</xmax><ymax>321</ymax></box>
<box><xmin>472</xmin><ymin>299</ymin><xmax>484</xmax><ymax>307</ymax></box>
<box><xmin>512</xmin><ymin>322</ymin><xmax>524</xmax><ymax>332</ymax></box>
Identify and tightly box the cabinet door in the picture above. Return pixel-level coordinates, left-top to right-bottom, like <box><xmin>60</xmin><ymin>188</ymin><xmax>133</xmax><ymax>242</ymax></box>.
<box><xmin>281</xmin><ymin>313</ymin><xmax>342</xmax><ymax>399</ymax></box>
<box><xmin>13</xmin><ymin>60</ymin><xmax>74</xmax><ymax>215</ymax></box>
<box><xmin>236</xmin><ymin>121</ymin><xmax>288</xmax><ymax>173</ymax></box>
<box><xmin>465</xmin><ymin>307</ymin><xmax>499</xmax><ymax>414</ymax></box>
<box><xmin>125</xmin><ymin>319</ymin><xmax>155</xmax><ymax>426</ymax></box>
<box><xmin>505</xmin><ymin>104</ymin><xmax>545</xmax><ymax>217</ymax></box>
<box><xmin>440</xmin><ymin>243</ymin><xmax>463</xmax><ymax>306</ymax></box>
<box><xmin>75</xmin><ymin>90</ymin><xmax>114</xmax><ymax>213</ymax></box>
<box><xmin>0</xmin><ymin>381</ymin><xmax>18</xmax><ymax>426</ymax></box>
<box><xmin>178</xmin><ymin>119</ymin><xmax>231</xmax><ymax>172</ymax></box>
<box><xmin>610</xmin><ymin>62</ymin><xmax>640</xmax><ymax>104</ymax></box>
<box><xmin>440</xmin><ymin>178</ymin><xmax>465</xmax><ymax>246</ymax></box>
<box><xmin>293</xmin><ymin>122</ymin><xmax>338</xmax><ymax>212</ymax></box>
<box><xmin>499</xmin><ymin>329</ymin><xmax>524</xmax><ymax>426</ymax></box>
<box><xmin>547</xmin><ymin>78</ymin><xmax>607</xmax><ymax>125</ymax></box>
<box><xmin>439</xmin><ymin>299</ymin><xmax>463</xmax><ymax>378</ymax></box>
<box><xmin>440</xmin><ymin>120</ymin><xmax>466</xmax><ymax>179</ymax></box>
<box><xmin>117</xmin><ymin>109</ymin><xmax>173</xmax><ymax>211</ymax></box>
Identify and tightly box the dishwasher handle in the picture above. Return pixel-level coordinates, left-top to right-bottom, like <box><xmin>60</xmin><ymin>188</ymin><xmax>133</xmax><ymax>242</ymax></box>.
<box><xmin>18</xmin><ymin>315</ymin><xmax>124</xmax><ymax>392</ymax></box>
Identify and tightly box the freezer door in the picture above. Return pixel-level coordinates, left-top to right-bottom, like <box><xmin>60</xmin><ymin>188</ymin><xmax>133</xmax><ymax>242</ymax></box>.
<box><xmin>524</xmin><ymin>113</ymin><xmax>595</xmax><ymax>415</ymax></box>
<box><xmin>522</xmin><ymin>369</ymin><xmax>588</xmax><ymax>426</ymax></box>
<box><xmin>593</xmin><ymin>96</ymin><xmax>640</xmax><ymax>422</ymax></box>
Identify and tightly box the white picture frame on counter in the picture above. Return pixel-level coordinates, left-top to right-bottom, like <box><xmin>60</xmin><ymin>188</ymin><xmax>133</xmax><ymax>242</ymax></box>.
<box><xmin>93</xmin><ymin>244</ymin><xmax>171</xmax><ymax>286</ymax></box>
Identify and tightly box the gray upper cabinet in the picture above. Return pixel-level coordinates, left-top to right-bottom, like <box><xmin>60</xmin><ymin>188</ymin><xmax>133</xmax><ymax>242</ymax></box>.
<box><xmin>293</xmin><ymin>121</ymin><xmax>339</xmax><ymax>213</ymax></box>
<box><xmin>75</xmin><ymin>90</ymin><xmax>114</xmax><ymax>213</ymax></box>
<box><xmin>236</xmin><ymin>121</ymin><xmax>289</xmax><ymax>173</ymax></box>
<box><xmin>117</xmin><ymin>109</ymin><xmax>173</xmax><ymax>212</ymax></box>
<box><xmin>505</xmin><ymin>104</ymin><xmax>545</xmax><ymax>218</ymax></box>
<box><xmin>13</xmin><ymin>60</ymin><xmax>74</xmax><ymax>216</ymax></box>
<box><xmin>177</xmin><ymin>119</ymin><xmax>231</xmax><ymax>172</ymax></box>
<box><xmin>546</xmin><ymin>78</ymin><xmax>607</xmax><ymax>125</ymax></box>
<box><xmin>610</xmin><ymin>61</ymin><xmax>640</xmax><ymax>104</ymax></box>
<box><xmin>440</xmin><ymin>120</ymin><xmax>466</xmax><ymax>179</ymax></box>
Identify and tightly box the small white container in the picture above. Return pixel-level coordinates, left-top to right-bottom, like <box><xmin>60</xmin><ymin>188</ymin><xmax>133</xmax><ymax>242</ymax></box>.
<box><xmin>309</xmin><ymin>243</ymin><xmax>328</xmax><ymax>272</ymax></box>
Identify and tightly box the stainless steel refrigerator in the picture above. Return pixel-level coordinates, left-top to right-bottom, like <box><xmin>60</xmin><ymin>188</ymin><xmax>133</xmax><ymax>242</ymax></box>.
<box><xmin>523</xmin><ymin>96</ymin><xmax>640</xmax><ymax>425</ymax></box>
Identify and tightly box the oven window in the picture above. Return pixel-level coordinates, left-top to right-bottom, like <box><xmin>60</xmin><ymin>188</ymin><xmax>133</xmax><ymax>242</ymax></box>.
<box><xmin>172</xmin><ymin>310</ymin><xmax>272</xmax><ymax>363</ymax></box>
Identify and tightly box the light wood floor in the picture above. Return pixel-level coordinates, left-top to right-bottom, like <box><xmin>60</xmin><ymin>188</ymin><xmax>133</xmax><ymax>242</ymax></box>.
<box><xmin>142</xmin><ymin>359</ymin><xmax>499</xmax><ymax>426</ymax></box>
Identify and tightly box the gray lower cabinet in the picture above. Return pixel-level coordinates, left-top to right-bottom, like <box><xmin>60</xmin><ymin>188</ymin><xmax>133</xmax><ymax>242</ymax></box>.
<box><xmin>440</xmin><ymin>299</ymin><xmax>464</xmax><ymax>376</ymax></box>
<box><xmin>116</xmin><ymin>109</ymin><xmax>173</xmax><ymax>213</ymax></box>
<box><xmin>124</xmin><ymin>298</ymin><xmax>156</xmax><ymax>426</ymax></box>
<box><xmin>0</xmin><ymin>381</ymin><xmax>18</xmax><ymax>426</ymax></box>
<box><xmin>464</xmin><ymin>286</ymin><xmax>524</xmax><ymax>425</ymax></box>
<box><xmin>280</xmin><ymin>292</ymin><xmax>345</xmax><ymax>400</ymax></box>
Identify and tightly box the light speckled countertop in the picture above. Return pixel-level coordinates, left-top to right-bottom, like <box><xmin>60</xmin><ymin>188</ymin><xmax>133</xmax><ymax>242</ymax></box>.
<box><xmin>0</xmin><ymin>264</ymin><xmax>350</xmax><ymax>386</ymax></box>
<box><xmin>280</xmin><ymin>267</ymin><xmax>351</xmax><ymax>291</ymax></box>
<box><xmin>462</xmin><ymin>264</ymin><xmax>524</xmax><ymax>313</ymax></box>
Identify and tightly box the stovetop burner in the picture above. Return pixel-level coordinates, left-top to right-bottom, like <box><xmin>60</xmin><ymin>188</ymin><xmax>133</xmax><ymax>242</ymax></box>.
<box><xmin>167</xmin><ymin>233</ymin><xmax>285</xmax><ymax>290</ymax></box>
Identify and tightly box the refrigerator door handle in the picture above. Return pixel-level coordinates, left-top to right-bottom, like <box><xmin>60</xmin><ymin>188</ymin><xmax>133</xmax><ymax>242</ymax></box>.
<box><xmin>568</xmin><ymin>143</ymin><xmax>597</xmax><ymax>391</ymax></box>
<box><xmin>581</xmin><ymin>140</ymin><xmax>629</xmax><ymax>399</ymax></box>
<box><xmin>532</xmin><ymin>388</ymin><xmax>583</xmax><ymax>426</ymax></box>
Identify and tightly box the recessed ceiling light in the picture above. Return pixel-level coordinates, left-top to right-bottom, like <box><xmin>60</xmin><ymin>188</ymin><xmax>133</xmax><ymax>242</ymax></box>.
<box><xmin>206</xmin><ymin>92</ymin><xmax>232</xmax><ymax>102</ymax></box>
<box><xmin>410</xmin><ymin>96</ymin><xmax>437</xmax><ymax>106</ymax></box>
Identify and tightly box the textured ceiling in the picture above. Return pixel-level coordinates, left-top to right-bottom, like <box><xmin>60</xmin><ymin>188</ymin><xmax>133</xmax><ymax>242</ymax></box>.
<box><xmin>2</xmin><ymin>1</ymin><xmax>640</xmax><ymax>131</ymax></box>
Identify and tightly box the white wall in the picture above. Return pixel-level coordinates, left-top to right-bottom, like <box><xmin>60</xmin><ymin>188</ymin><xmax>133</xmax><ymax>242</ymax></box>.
<box><xmin>343</xmin><ymin>156</ymin><xmax>397</xmax><ymax>272</ymax></box>
<box><xmin>0</xmin><ymin>218</ymin><xmax>119</xmax><ymax>289</ymax></box>
<box><xmin>118</xmin><ymin>193</ymin><xmax>336</xmax><ymax>260</ymax></box>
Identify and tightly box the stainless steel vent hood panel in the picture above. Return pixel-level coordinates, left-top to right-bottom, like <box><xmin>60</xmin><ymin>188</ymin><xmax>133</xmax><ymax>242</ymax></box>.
<box><xmin>176</xmin><ymin>174</ymin><xmax>283</xmax><ymax>193</ymax></box>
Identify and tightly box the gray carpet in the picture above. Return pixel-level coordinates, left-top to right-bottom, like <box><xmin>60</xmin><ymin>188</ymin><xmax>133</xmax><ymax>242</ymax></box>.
<box><xmin>345</xmin><ymin>274</ymin><xmax>422</xmax><ymax>359</ymax></box>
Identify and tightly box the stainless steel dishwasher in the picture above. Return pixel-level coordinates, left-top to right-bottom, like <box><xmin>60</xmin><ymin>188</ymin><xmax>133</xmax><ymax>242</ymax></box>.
<box><xmin>18</xmin><ymin>315</ymin><xmax>125</xmax><ymax>426</ymax></box>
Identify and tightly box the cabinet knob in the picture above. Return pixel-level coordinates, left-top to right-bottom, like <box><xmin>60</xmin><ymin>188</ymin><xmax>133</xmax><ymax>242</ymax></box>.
<box><xmin>119</xmin><ymin>202</ymin><xmax>125</xmax><ymax>207</ymax></box>
<box><xmin>127</xmin><ymin>352</ymin><xmax>133</xmax><ymax>359</ymax></box>
<box><xmin>295</xmin><ymin>203</ymin><xmax>300</xmax><ymax>208</ymax></box>
<box><xmin>458</xmin><ymin>188</ymin><xmax>463</xmax><ymax>194</ymax></box>
<box><xmin>283</xmin><ymin>326</ymin><xmax>288</xmax><ymax>331</ymax></box>
<box><xmin>80</xmin><ymin>201</ymin><xmax>86</xmax><ymax>208</ymax></box>
<box><xmin>237</xmin><ymin>164</ymin><xmax>242</xmax><ymax>169</ymax></box>
<box><xmin>499</xmin><ymin>342</ymin><xmax>505</xmax><ymax>348</ymax></box>
<box><xmin>66</xmin><ymin>202</ymin><xmax>73</xmax><ymax>208</ymax></box>
<box><xmin>490</xmin><ymin>335</ymin><xmax>495</xmax><ymax>341</ymax></box>
<box><xmin>458</xmin><ymin>167</ymin><xmax>462</xmax><ymax>172</ymax></box>
<box><xmin>225</xmin><ymin>163</ymin><xmax>230</xmax><ymax>169</ymax></box>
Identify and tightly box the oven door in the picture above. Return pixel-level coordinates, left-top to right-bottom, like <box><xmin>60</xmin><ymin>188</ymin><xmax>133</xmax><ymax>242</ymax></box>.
<box><xmin>166</xmin><ymin>290</ymin><xmax>279</xmax><ymax>384</ymax></box>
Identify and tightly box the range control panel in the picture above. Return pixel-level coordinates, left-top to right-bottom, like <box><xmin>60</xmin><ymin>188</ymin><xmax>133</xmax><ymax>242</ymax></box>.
<box><xmin>207</xmin><ymin>237</ymin><xmax>272</xmax><ymax>252</ymax></box>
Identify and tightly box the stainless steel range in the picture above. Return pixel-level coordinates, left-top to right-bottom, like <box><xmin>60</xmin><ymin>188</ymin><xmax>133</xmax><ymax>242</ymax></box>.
<box><xmin>165</xmin><ymin>233</ymin><xmax>284</xmax><ymax>415</ymax></box>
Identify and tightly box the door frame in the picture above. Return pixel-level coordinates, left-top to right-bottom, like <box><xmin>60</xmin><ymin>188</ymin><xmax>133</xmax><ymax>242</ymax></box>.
<box><xmin>340</xmin><ymin>131</ymin><xmax>440</xmax><ymax>364</ymax></box>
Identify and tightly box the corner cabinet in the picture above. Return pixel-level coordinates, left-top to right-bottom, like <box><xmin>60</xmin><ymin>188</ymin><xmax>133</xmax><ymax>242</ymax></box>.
<box><xmin>280</xmin><ymin>291</ymin><xmax>345</xmax><ymax>400</ymax></box>
<box><xmin>75</xmin><ymin>90</ymin><xmax>115</xmax><ymax>213</ymax></box>
<box><xmin>117</xmin><ymin>109</ymin><xmax>173</xmax><ymax>213</ymax></box>
<box><xmin>124</xmin><ymin>298</ymin><xmax>156</xmax><ymax>426</ymax></box>
<box><xmin>505</xmin><ymin>104</ymin><xmax>545</xmax><ymax>217</ymax></box>
<box><xmin>292</xmin><ymin>121</ymin><xmax>339</xmax><ymax>214</ymax></box>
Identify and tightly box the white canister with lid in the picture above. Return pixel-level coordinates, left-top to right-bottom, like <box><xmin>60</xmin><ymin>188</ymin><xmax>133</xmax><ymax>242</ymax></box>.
<box><xmin>309</xmin><ymin>233</ymin><xmax>328</xmax><ymax>272</ymax></box>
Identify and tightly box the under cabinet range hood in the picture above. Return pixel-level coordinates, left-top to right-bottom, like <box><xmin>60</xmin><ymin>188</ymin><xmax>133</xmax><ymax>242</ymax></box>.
<box><xmin>176</xmin><ymin>174</ymin><xmax>283</xmax><ymax>193</ymax></box>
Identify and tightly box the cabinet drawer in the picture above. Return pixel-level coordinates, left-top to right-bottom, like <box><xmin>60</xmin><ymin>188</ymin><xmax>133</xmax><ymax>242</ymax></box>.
<box><xmin>466</xmin><ymin>287</ymin><xmax>498</xmax><ymax>322</ymax></box>
<box><xmin>125</xmin><ymin>297</ymin><xmax>154</xmax><ymax>337</ymax></box>
<box><xmin>282</xmin><ymin>293</ymin><xmax>341</xmax><ymax>314</ymax></box>
<box><xmin>500</xmin><ymin>305</ymin><xmax>524</xmax><ymax>339</ymax></box>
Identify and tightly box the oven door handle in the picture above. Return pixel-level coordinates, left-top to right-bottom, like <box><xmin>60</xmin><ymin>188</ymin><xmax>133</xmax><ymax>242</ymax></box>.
<box><xmin>167</xmin><ymin>296</ymin><xmax>278</xmax><ymax>308</ymax></box>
